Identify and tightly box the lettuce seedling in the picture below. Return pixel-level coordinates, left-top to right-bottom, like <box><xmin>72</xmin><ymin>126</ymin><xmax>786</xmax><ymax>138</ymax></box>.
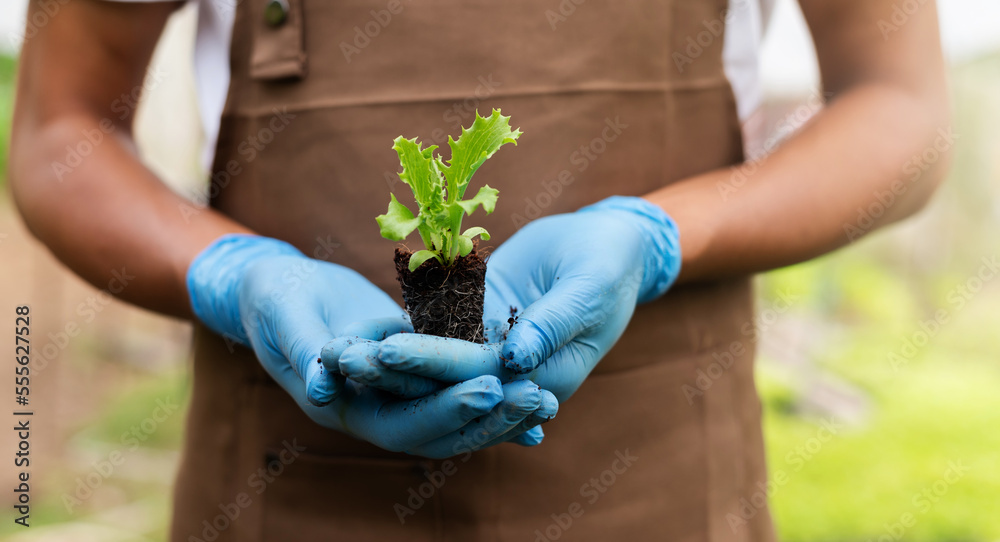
<box><xmin>377</xmin><ymin>109</ymin><xmax>521</xmax><ymax>271</ymax></box>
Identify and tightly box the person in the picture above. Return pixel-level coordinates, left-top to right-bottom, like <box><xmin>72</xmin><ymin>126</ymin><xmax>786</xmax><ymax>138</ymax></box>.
<box><xmin>9</xmin><ymin>0</ymin><xmax>949</xmax><ymax>539</ymax></box>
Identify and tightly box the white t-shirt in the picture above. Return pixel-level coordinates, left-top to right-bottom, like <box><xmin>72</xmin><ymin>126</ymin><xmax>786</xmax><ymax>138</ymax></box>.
<box><xmin>111</xmin><ymin>0</ymin><xmax>773</xmax><ymax>168</ymax></box>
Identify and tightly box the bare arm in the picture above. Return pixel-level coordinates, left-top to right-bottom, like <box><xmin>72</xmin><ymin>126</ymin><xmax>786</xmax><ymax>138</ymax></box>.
<box><xmin>9</xmin><ymin>0</ymin><xmax>253</xmax><ymax>318</ymax></box>
<box><xmin>647</xmin><ymin>0</ymin><xmax>950</xmax><ymax>282</ymax></box>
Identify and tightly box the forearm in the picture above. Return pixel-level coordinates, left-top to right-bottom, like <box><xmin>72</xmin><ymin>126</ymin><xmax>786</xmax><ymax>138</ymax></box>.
<box><xmin>10</xmin><ymin>114</ymin><xmax>252</xmax><ymax>318</ymax></box>
<box><xmin>646</xmin><ymin>82</ymin><xmax>950</xmax><ymax>283</ymax></box>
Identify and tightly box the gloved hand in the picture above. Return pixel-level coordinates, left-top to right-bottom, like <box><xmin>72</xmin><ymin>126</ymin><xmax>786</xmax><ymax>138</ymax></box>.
<box><xmin>343</xmin><ymin>196</ymin><xmax>681</xmax><ymax>402</ymax></box>
<box><xmin>187</xmin><ymin>234</ymin><xmax>554</xmax><ymax>457</ymax></box>
<box><xmin>325</xmin><ymin>335</ymin><xmax>558</xmax><ymax>452</ymax></box>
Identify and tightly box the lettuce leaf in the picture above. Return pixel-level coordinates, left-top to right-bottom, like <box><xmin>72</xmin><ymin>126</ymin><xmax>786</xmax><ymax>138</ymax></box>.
<box><xmin>376</xmin><ymin>109</ymin><xmax>520</xmax><ymax>271</ymax></box>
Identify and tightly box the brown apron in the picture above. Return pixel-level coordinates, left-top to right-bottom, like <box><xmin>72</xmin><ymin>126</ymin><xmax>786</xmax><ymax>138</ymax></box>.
<box><xmin>171</xmin><ymin>0</ymin><xmax>774</xmax><ymax>540</ymax></box>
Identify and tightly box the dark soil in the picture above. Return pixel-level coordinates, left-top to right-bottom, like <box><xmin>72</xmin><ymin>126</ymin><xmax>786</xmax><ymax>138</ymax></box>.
<box><xmin>394</xmin><ymin>248</ymin><xmax>487</xmax><ymax>343</ymax></box>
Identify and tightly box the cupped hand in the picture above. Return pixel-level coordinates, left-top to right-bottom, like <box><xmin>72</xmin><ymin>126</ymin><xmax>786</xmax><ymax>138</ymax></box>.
<box><xmin>339</xmin><ymin>196</ymin><xmax>681</xmax><ymax>403</ymax></box>
<box><xmin>187</xmin><ymin>234</ymin><xmax>554</xmax><ymax>457</ymax></box>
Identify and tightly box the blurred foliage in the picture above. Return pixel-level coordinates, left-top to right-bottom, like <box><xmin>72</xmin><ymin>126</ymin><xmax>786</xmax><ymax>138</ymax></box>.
<box><xmin>0</xmin><ymin>370</ymin><xmax>187</xmax><ymax>540</ymax></box>
<box><xmin>0</xmin><ymin>55</ymin><xmax>15</xmax><ymax>186</ymax></box>
<box><xmin>72</xmin><ymin>370</ymin><xmax>189</xmax><ymax>451</ymax></box>
<box><xmin>757</xmin><ymin>51</ymin><xmax>1000</xmax><ymax>541</ymax></box>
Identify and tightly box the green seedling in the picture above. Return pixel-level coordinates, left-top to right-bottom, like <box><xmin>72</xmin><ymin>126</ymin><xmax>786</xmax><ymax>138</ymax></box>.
<box><xmin>377</xmin><ymin>109</ymin><xmax>521</xmax><ymax>271</ymax></box>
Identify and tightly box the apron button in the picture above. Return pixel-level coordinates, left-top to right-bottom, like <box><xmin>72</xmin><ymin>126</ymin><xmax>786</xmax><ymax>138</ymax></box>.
<box><xmin>264</xmin><ymin>0</ymin><xmax>289</xmax><ymax>27</ymax></box>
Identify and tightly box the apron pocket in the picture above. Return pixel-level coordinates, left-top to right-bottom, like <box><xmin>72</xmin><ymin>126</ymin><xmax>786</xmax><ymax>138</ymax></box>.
<box><xmin>259</xmin><ymin>450</ymin><xmax>440</xmax><ymax>541</ymax></box>
<box><xmin>251</xmin><ymin>0</ymin><xmax>307</xmax><ymax>80</ymax></box>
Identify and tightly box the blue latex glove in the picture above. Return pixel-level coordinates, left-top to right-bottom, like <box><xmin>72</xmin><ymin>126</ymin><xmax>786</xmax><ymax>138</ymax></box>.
<box><xmin>187</xmin><ymin>234</ymin><xmax>551</xmax><ymax>456</ymax></box>
<box><xmin>358</xmin><ymin>196</ymin><xmax>681</xmax><ymax>402</ymax></box>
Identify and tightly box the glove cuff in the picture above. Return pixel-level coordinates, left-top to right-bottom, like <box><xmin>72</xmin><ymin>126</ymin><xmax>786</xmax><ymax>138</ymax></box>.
<box><xmin>186</xmin><ymin>234</ymin><xmax>303</xmax><ymax>346</ymax></box>
<box><xmin>579</xmin><ymin>196</ymin><xmax>682</xmax><ymax>303</ymax></box>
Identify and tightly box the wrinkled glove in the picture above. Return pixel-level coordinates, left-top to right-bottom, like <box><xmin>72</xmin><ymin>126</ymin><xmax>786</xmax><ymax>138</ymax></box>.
<box><xmin>187</xmin><ymin>234</ymin><xmax>552</xmax><ymax>457</ymax></box>
<box><xmin>358</xmin><ymin>196</ymin><xmax>681</xmax><ymax>402</ymax></box>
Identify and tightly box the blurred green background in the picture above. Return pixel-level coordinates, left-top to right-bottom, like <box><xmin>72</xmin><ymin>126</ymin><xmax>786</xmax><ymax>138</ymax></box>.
<box><xmin>1</xmin><ymin>11</ymin><xmax>999</xmax><ymax>542</ymax></box>
<box><xmin>751</xmin><ymin>49</ymin><xmax>1000</xmax><ymax>539</ymax></box>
